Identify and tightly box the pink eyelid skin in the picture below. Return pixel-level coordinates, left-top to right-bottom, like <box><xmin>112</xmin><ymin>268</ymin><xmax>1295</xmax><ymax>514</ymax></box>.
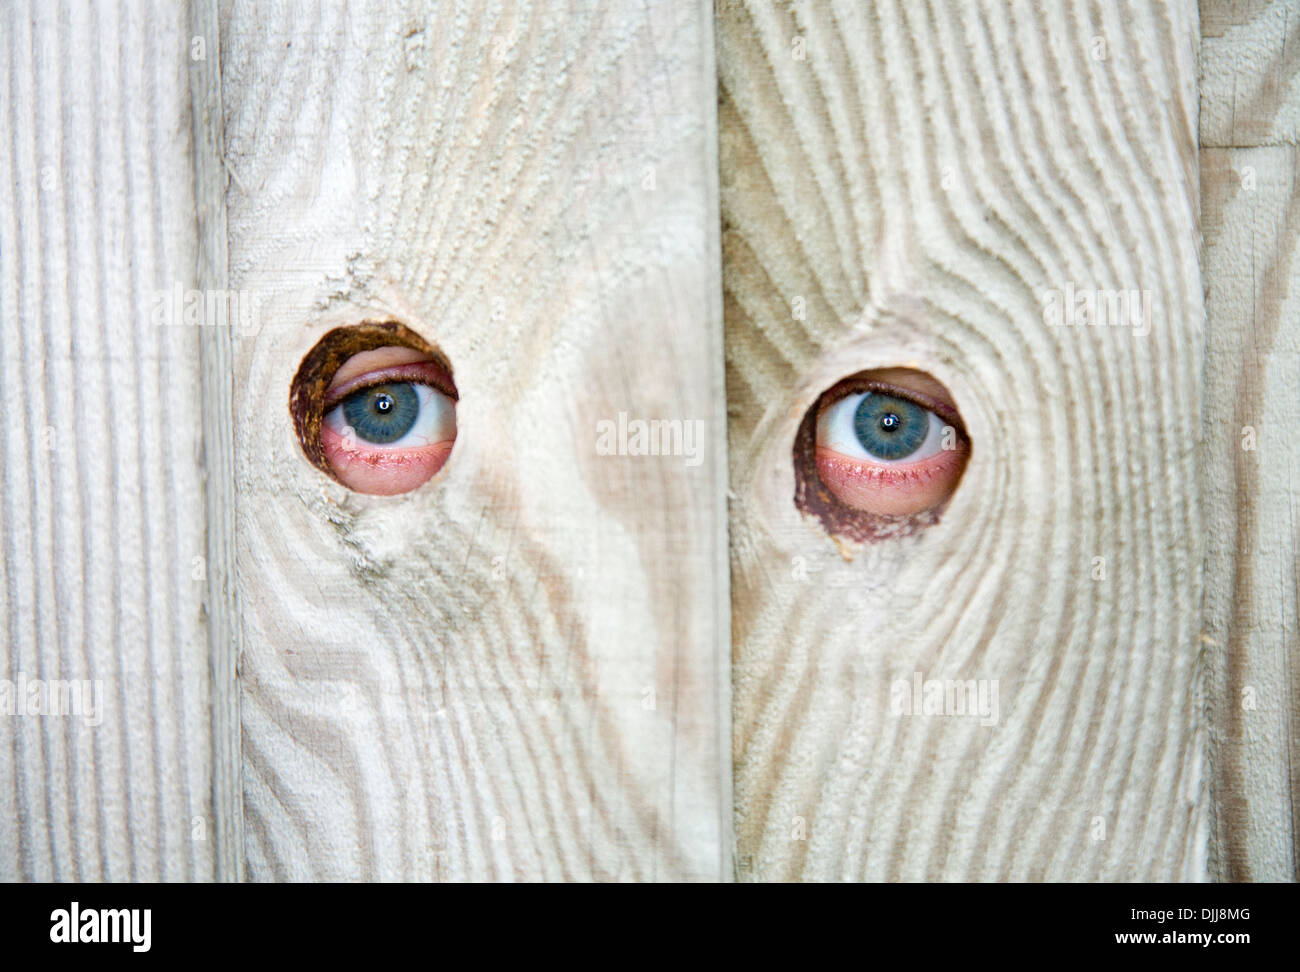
<box><xmin>322</xmin><ymin>425</ymin><xmax>454</xmax><ymax>496</ymax></box>
<box><xmin>321</xmin><ymin>355</ymin><xmax>457</xmax><ymax>496</ymax></box>
<box><xmin>815</xmin><ymin>441</ymin><xmax>969</xmax><ymax>516</ymax></box>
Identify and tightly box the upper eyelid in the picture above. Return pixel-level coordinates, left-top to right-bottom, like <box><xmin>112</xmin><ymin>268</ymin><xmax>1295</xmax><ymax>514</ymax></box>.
<box><xmin>820</xmin><ymin>378</ymin><xmax>965</xmax><ymax>434</ymax></box>
<box><xmin>324</xmin><ymin>362</ymin><xmax>458</xmax><ymax>409</ymax></box>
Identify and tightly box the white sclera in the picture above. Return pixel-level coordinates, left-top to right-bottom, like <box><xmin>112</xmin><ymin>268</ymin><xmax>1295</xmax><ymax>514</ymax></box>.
<box><xmin>323</xmin><ymin>383</ymin><xmax>457</xmax><ymax>449</ymax></box>
<box><xmin>816</xmin><ymin>392</ymin><xmax>947</xmax><ymax>464</ymax></box>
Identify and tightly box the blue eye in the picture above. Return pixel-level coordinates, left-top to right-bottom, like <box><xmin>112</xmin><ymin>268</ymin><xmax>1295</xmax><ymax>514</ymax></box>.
<box><xmin>817</xmin><ymin>390</ymin><xmax>947</xmax><ymax>465</ymax></box>
<box><xmin>340</xmin><ymin>382</ymin><xmax>420</xmax><ymax>444</ymax></box>
<box><xmin>323</xmin><ymin>379</ymin><xmax>456</xmax><ymax>451</ymax></box>
<box><xmin>852</xmin><ymin>393</ymin><xmax>929</xmax><ymax>460</ymax></box>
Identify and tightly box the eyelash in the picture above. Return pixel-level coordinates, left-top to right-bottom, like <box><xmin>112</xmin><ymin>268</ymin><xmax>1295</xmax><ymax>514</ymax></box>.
<box><xmin>819</xmin><ymin>380</ymin><xmax>963</xmax><ymax>435</ymax></box>
<box><xmin>323</xmin><ymin>363</ymin><xmax>458</xmax><ymax>410</ymax></box>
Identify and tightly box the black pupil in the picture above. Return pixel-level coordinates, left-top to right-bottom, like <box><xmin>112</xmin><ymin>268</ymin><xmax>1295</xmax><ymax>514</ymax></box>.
<box><xmin>880</xmin><ymin>413</ymin><xmax>899</xmax><ymax>431</ymax></box>
<box><xmin>375</xmin><ymin>394</ymin><xmax>393</xmax><ymax>413</ymax></box>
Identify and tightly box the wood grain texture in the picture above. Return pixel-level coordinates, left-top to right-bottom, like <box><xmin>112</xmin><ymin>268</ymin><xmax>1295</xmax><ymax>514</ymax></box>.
<box><xmin>0</xmin><ymin>0</ymin><xmax>221</xmax><ymax>879</ymax></box>
<box><xmin>221</xmin><ymin>0</ymin><xmax>730</xmax><ymax>880</ymax></box>
<box><xmin>189</xmin><ymin>0</ymin><xmax>245</xmax><ymax>882</ymax></box>
<box><xmin>1201</xmin><ymin>0</ymin><xmax>1300</xmax><ymax>147</ymax></box>
<box><xmin>1200</xmin><ymin>0</ymin><xmax>1300</xmax><ymax>883</ymax></box>
<box><xmin>718</xmin><ymin>0</ymin><xmax>1208</xmax><ymax>880</ymax></box>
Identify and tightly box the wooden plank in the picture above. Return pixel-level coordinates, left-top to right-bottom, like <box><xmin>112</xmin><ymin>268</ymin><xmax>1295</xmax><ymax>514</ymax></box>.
<box><xmin>222</xmin><ymin>1</ymin><xmax>730</xmax><ymax>880</ymax></box>
<box><xmin>189</xmin><ymin>0</ymin><xmax>244</xmax><ymax>883</ymax></box>
<box><xmin>1201</xmin><ymin>0</ymin><xmax>1300</xmax><ymax>885</ymax></box>
<box><xmin>1200</xmin><ymin>0</ymin><xmax>1300</xmax><ymax>148</ymax></box>
<box><xmin>718</xmin><ymin>0</ymin><xmax>1207</xmax><ymax>880</ymax></box>
<box><xmin>0</xmin><ymin>0</ymin><xmax>224</xmax><ymax>880</ymax></box>
<box><xmin>1201</xmin><ymin>145</ymin><xmax>1300</xmax><ymax>882</ymax></box>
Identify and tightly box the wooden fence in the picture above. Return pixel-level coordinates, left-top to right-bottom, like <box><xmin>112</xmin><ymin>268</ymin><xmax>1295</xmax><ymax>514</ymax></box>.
<box><xmin>0</xmin><ymin>0</ymin><xmax>1294</xmax><ymax>882</ymax></box>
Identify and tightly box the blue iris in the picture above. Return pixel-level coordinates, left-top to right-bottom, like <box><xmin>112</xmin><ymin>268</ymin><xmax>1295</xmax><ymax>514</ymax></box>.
<box><xmin>852</xmin><ymin>393</ymin><xmax>929</xmax><ymax>460</ymax></box>
<box><xmin>341</xmin><ymin>382</ymin><xmax>420</xmax><ymax>444</ymax></box>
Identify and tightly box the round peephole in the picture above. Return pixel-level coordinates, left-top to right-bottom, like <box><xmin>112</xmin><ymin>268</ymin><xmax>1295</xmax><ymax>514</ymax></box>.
<box><xmin>794</xmin><ymin>367</ymin><xmax>970</xmax><ymax>542</ymax></box>
<box><xmin>290</xmin><ymin>322</ymin><xmax>458</xmax><ymax>495</ymax></box>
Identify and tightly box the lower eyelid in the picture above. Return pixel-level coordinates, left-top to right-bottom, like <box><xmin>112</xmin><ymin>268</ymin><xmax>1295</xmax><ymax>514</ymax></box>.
<box><xmin>815</xmin><ymin>444</ymin><xmax>967</xmax><ymax>488</ymax></box>
<box><xmin>327</xmin><ymin>438</ymin><xmax>452</xmax><ymax>469</ymax></box>
<box><xmin>321</xmin><ymin>435</ymin><xmax>455</xmax><ymax>496</ymax></box>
